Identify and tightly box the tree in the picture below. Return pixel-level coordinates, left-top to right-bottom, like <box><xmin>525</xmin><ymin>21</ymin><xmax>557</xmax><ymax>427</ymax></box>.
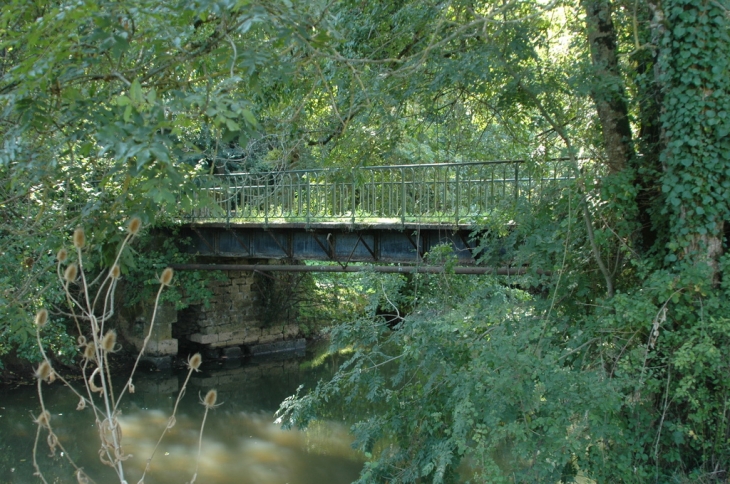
<box><xmin>276</xmin><ymin>0</ymin><xmax>730</xmax><ymax>482</ymax></box>
<box><xmin>0</xmin><ymin>0</ymin><xmax>295</xmax><ymax>361</ymax></box>
<box><xmin>2</xmin><ymin>0</ymin><xmax>729</xmax><ymax>481</ymax></box>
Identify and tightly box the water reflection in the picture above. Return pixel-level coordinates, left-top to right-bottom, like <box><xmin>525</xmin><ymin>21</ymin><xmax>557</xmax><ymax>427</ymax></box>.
<box><xmin>0</xmin><ymin>348</ymin><xmax>363</xmax><ymax>484</ymax></box>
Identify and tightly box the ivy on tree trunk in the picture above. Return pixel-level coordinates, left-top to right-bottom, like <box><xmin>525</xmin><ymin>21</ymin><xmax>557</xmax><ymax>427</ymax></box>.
<box><xmin>654</xmin><ymin>0</ymin><xmax>730</xmax><ymax>278</ymax></box>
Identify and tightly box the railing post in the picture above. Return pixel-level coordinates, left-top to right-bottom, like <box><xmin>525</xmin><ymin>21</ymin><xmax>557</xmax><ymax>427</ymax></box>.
<box><xmin>401</xmin><ymin>167</ymin><xmax>406</xmax><ymax>227</ymax></box>
<box><xmin>514</xmin><ymin>163</ymin><xmax>520</xmax><ymax>204</ymax></box>
<box><xmin>226</xmin><ymin>178</ymin><xmax>231</xmax><ymax>227</ymax></box>
<box><xmin>306</xmin><ymin>176</ymin><xmax>311</xmax><ymax>229</ymax></box>
<box><xmin>351</xmin><ymin>171</ymin><xmax>356</xmax><ymax>228</ymax></box>
<box><xmin>264</xmin><ymin>176</ymin><xmax>269</xmax><ymax>228</ymax></box>
<box><xmin>455</xmin><ymin>168</ymin><xmax>460</xmax><ymax>226</ymax></box>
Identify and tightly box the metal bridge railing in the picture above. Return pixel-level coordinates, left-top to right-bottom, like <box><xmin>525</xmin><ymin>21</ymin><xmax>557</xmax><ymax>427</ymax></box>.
<box><xmin>183</xmin><ymin>160</ymin><xmax>574</xmax><ymax>226</ymax></box>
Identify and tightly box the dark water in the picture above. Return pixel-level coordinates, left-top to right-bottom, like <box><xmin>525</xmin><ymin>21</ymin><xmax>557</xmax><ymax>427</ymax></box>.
<box><xmin>0</xmin><ymin>348</ymin><xmax>363</xmax><ymax>484</ymax></box>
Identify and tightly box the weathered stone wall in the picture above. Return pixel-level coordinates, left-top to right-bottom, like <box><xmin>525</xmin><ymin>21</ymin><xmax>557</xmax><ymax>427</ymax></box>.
<box><xmin>116</xmin><ymin>283</ymin><xmax>178</xmax><ymax>357</ymax></box>
<box><xmin>176</xmin><ymin>259</ymin><xmax>302</xmax><ymax>350</ymax></box>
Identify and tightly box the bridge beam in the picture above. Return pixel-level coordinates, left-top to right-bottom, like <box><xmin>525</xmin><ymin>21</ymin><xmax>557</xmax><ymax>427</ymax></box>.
<box><xmin>170</xmin><ymin>263</ymin><xmax>534</xmax><ymax>275</ymax></box>
<box><xmin>178</xmin><ymin>223</ymin><xmax>480</xmax><ymax>264</ymax></box>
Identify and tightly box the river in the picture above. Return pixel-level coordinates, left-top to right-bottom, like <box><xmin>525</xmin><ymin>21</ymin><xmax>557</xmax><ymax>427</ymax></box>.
<box><xmin>0</xmin><ymin>346</ymin><xmax>363</xmax><ymax>483</ymax></box>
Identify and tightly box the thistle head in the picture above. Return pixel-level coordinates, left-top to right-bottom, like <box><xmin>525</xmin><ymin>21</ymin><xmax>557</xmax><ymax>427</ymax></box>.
<box><xmin>101</xmin><ymin>330</ymin><xmax>117</xmax><ymax>352</ymax></box>
<box><xmin>35</xmin><ymin>360</ymin><xmax>53</xmax><ymax>382</ymax></box>
<box><xmin>35</xmin><ymin>308</ymin><xmax>48</xmax><ymax>328</ymax></box>
<box><xmin>159</xmin><ymin>267</ymin><xmax>174</xmax><ymax>286</ymax></box>
<box><xmin>35</xmin><ymin>410</ymin><xmax>51</xmax><ymax>428</ymax></box>
<box><xmin>202</xmin><ymin>389</ymin><xmax>218</xmax><ymax>409</ymax></box>
<box><xmin>57</xmin><ymin>248</ymin><xmax>68</xmax><ymax>263</ymax></box>
<box><xmin>83</xmin><ymin>342</ymin><xmax>96</xmax><ymax>361</ymax></box>
<box><xmin>64</xmin><ymin>263</ymin><xmax>78</xmax><ymax>283</ymax></box>
<box><xmin>73</xmin><ymin>227</ymin><xmax>85</xmax><ymax>249</ymax></box>
<box><xmin>187</xmin><ymin>352</ymin><xmax>202</xmax><ymax>371</ymax></box>
<box><xmin>127</xmin><ymin>216</ymin><xmax>142</xmax><ymax>236</ymax></box>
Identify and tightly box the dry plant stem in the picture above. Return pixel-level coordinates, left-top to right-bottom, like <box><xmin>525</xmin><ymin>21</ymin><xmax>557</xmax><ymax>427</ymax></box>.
<box><xmin>91</xmin><ymin>232</ymin><xmax>133</xmax><ymax>313</ymax></box>
<box><xmin>190</xmin><ymin>407</ymin><xmax>211</xmax><ymax>484</ymax></box>
<box><xmin>115</xmin><ymin>282</ymin><xmax>166</xmax><ymax>409</ymax></box>
<box><xmin>37</xmin><ymin>222</ymin><xmax>149</xmax><ymax>483</ymax></box>
<box><xmin>32</xmin><ymin>377</ymin><xmax>85</xmax><ymax>479</ymax></box>
<box><xmin>634</xmin><ymin>290</ymin><xmax>683</xmax><ymax>402</ymax></box>
<box><xmin>32</xmin><ymin>379</ymin><xmax>50</xmax><ymax>484</ymax></box>
<box><xmin>81</xmin><ymin>358</ymin><xmax>108</xmax><ymax>424</ymax></box>
<box><xmin>57</xmin><ymin>262</ymin><xmax>84</xmax><ymax>337</ymax></box>
<box><xmin>74</xmin><ymin>250</ymin><xmax>125</xmax><ymax>482</ymax></box>
<box><xmin>139</xmin><ymin>366</ymin><xmax>197</xmax><ymax>482</ymax></box>
<box><xmin>90</xmin><ymin>320</ymin><xmax>124</xmax><ymax>482</ymax></box>
<box><xmin>99</xmin><ymin>278</ymin><xmax>119</xmax><ymax>334</ymax></box>
<box><xmin>103</xmin><ymin>351</ymin><xmax>116</xmax><ymax>405</ymax></box>
<box><xmin>32</xmin><ymin>422</ymin><xmax>49</xmax><ymax>484</ymax></box>
<box><xmin>76</xmin><ymin>248</ymin><xmax>95</xmax><ymax>327</ymax></box>
<box><xmin>37</xmin><ymin>327</ymin><xmax>99</xmax><ymax>414</ymax></box>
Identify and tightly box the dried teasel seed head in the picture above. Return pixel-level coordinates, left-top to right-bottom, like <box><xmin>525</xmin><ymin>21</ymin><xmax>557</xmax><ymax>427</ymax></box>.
<box><xmin>73</xmin><ymin>227</ymin><xmax>85</xmax><ymax>249</ymax></box>
<box><xmin>127</xmin><ymin>216</ymin><xmax>142</xmax><ymax>235</ymax></box>
<box><xmin>35</xmin><ymin>410</ymin><xmax>51</xmax><ymax>428</ymax></box>
<box><xmin>88</xmin><ymin>373</ymin><xmax>103</xmax><ymax>393</ymax></box>
<box><xmin>188</xmin><ymin>353</ymin><xmax>202</xmax><ymax>371</ymax></box>
<box><xmin>35</xmin><ymin>360</ymin><xmax>53</xmax><ymax>382</ymax></box>
<box><xmin>84</xmin><ymin>342</ymin><xmax>96</xmax><ymax>360</ymax></box>
<box><xmin>110</xmin><ymin>264</ymin><xmax>121</xmax><ymax>279</ymax></box>
<box><xmin>159</xmin><ymin>267</ymin><xmax>174</xmax><ymax>286</ymax></box>
<box><xmin>57</xmin><ymin>248</ymin><xmax>68</xmax><ymax>263</ymax></box>
<box><xmin>101</xmin><ymin>330</ymin><xmax>117</xmax><ymax>352</ymax></box>
<box><xmin>64</xmin><ymin>263</ymin><xmax>78</xmax><ymax>283</ymax></box>
<box><xmin>47</xmin><ymin>432</ymin><xmax>58</xmax><ymax>450</ymax></box>
<box><xmin>202</xmin><ymin>389</ymin><xmax>218</xmax><ymax>409</ymax></box>
<box><xmin>129</xmin><ymin>382</ymin><xmax>135</xmax><ymax>394</ymax></box>
<box><xmin>35</xmin><ymin>308</ymin><xmax>48</xmax><ymax>328</ymax></box>
<box><xmin>76</xmin><ymin>469</ymin><xmax>90</xmax><ymax>484</ymax></box>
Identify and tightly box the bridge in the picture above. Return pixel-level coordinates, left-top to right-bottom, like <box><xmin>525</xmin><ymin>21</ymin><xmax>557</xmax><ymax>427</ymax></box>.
<box><xmin>174</xmin><ymin>159</ymin><xmax>572</xmax><ymax>272</ymax></box>
<box><xmin>133</xmin><ymin>159</ymin><xmax>573</xmax><ymax>364</ymax></box>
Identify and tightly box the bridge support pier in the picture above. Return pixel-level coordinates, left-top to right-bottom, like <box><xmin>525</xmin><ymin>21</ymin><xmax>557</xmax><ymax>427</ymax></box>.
<box><xmin>118</xmin><ymin>299</ymin><xmax>179</xmax><ymax>369</ymax></box>
<box><xmin>176</xmin><ymin>258</ymin><xmax>302</xmax><ymax>356</ymax></box>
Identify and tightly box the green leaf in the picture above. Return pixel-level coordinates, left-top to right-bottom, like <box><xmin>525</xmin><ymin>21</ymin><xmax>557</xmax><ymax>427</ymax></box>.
<box><xmin>129</xmin><ymin>78</ymin><xmax>143</xmax><ymax>104</ymax></box>
<box><xmin>116</xmin><ymin>95</ymin><xmax>130</xmax><ymax>106</ymax></box>
<box><xmin>241</xmin><ymin>109</ymin><xmax>258</xmax><ymax>127</ymax></box>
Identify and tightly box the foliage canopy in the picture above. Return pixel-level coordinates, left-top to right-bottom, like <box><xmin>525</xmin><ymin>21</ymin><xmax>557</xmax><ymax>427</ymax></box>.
<box><xmin>2</xmin><ymin>0</ymin><xmax>730</xmax><ymax>482</ymax></box>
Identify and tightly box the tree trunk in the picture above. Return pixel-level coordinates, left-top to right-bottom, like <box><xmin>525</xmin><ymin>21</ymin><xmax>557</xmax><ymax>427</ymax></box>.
<box><xmin>649</xmin><ymin>0</ymin><xmax>730</xmax><ymax>281</ymax></box>
<box><xmin>582</xmin><ymin>0</ymin><xmax>635</xmax><ymax>174</ymax></box>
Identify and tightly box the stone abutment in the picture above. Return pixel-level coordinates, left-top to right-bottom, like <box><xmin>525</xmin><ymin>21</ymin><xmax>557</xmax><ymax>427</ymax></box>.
<box><xmin>118</xmin><ymin>259</ymin><xmax>306</xmax><ymax>365</ymax></box>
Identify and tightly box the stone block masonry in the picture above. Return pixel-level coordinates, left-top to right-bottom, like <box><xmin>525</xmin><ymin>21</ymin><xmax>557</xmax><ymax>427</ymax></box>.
<box><xmin>176</xmin><ymin>258</ymin><xmax>304</xmax><ymax>352</ymax></box>
<box><xmin>116</xmin><ymin>286</ymin><xmax>179</xmax><ymax>358</ymax></box>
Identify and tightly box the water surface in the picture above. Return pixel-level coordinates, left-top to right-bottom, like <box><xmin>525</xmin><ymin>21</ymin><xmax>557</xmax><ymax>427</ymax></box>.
<box><xmin>0</xmin><ymin>348</ymin><xmax>362</xmax><ymax>483</ymax></box>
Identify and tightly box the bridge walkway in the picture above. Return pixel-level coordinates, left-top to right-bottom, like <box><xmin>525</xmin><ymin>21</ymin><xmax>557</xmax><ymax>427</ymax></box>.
<box><xmin>175</xmin><ymin>160</ymin><xmax>572</xmax><ymax>270</ymax></box>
